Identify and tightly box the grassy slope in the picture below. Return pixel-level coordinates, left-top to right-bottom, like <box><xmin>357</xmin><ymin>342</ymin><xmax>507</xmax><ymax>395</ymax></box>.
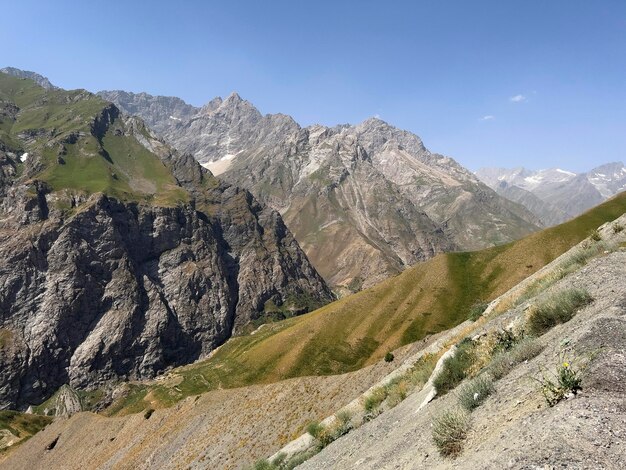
<box><xmin>108</xmin><ymin>192</ymin><xmax>626</xmax><ymax>414</ymax></box>
<box><xmin>0</xmin><ymin>73</ymin><xmax>187</xmax><ymax>206</ymax></box>
<box><xmin>0</xmin><ymin>411</ymin><xmax>52</xmax><ymax>454</ymax></box>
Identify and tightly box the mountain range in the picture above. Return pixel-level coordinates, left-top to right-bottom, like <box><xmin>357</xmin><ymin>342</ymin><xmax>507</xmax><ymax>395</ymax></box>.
<box><xmin>0</xmin><ymin>71</ymin><xmax>331</xmax><ymax>409</ymax></box>
<box><xmin>476</xmin><ymin>162</ymin><xmax>626</xmax><ymax>226</ymax></box>
<box><xmin>98</xmin><ymin>89</ymin><xmax>541</xmax><ymax>290</ymax></box>
<box><xmin>1</xmin><ymin>68</ymin><xmax>626</xmax><ymax>470</ymax></box>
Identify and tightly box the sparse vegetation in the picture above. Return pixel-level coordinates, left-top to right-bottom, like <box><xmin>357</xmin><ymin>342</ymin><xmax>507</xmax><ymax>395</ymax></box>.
<box><xmin>433</xmin><ymin>339</ymin><xmax>476</xmax><ymax>395</ymax></box>
<box><xmin>468</xmin><ymin>302</ymin><xmax>488</xmax><ymax>322</ymax></box>
<box><xmin>106</xmin><ymin>199</ymin><xmax>626</xmax><ymax>416</ymax></box>
<box><xmin>590</xmin><ymin>229</ymin><xmax>602</xmax><ymax>241</ymax></box>
<box><xmin>0</xmin><ymin>411</ymin><xmax>53</xmax><ymax>454</ymax></box>
<box><xmin>536</xmin><ymin>356</ymin><xmax>583</xmax><ymax>406</ymax></box>
<box><xmin>431</xmin><ymin>408</ymin><xmax>470</xmax><ymax>457</ymax></box>
<box><xmin>306</xmin><ymin>412</ymin><xmax>354</xmax><ymax>452</ymax></box>
<box><xmin>527</xmin><ymin>288</ymin><xmax>593</xmax><ymax>336</ymax></box>
<box><xmin>363</xmin><ymin>387</ymin><xmax>387</xmax><ymax>415</ymax></box>
<box><xmin>385</xmin><ymin>378</ymin><xmax>409</xmax><ymax>408</ymax></box>
<box><xmin>613</xmin><ymin>222</ymin><xmax>624</xmax><ymax>233</ymax></box>
<box><xmin>457</xmin><ymin>374</ymin><xmax>494</xmax><ymax>411</ymax></box>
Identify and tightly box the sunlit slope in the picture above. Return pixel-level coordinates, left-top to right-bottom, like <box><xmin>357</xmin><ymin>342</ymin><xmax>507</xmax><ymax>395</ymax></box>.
<box><xmin>0</xmin><ymin>73</ymin><xmax>187</xmax><ymax>206</ymax></box>
<box><xmin>110</xmin><ymin>192</ymin><xmax>626</xmax><ymax>413</ymax></box>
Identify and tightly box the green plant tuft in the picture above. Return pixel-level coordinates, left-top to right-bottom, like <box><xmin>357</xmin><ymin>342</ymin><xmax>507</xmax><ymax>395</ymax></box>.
<box><xmin>431</xmin><ymin>408</ymin><xmax>470</xmax><ymax>457</ymax></box>
<box><xmin>433</xmin><ymin>340</ymin><xmax>476</xmax><ymax>395</ymax></box>
<box><xmin>536</xmin><ymin>355</ymin><xmax>583</xmax><ymax>406</ymax></box>
<box><xmin>384</xmin><ymin>352</ymin><xmax>395</xmax><ymax>362</ymax></box>
<box><xmin>527</xmin><ymin>288</ymin><xmax>593</xmax><ymax>336</ymax></box>
<box><xmin>589</xmin><ymin>229</ymin><xmax>602</xmax><ymax>241</ymax></box>
<box><xmin>457</xmin><ymin>374</ymin><xmax>494</xmax><ymax>411</ymax></box>
<box><xmin>468</xmin><ymin>302</ymin><xmax>488</xmax><ymax>322</ymax></box>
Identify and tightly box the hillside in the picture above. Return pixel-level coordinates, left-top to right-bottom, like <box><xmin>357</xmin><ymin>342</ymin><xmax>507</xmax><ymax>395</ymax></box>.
<box><xmin>2</xmin><ymin>204</ymin><xmax>624</xmax><ymax>470</ymax></box>
<box><xmin>0</xmin><ymin>72</ymin><xmax>332</xmax><ymax>410</ymax></box>
<box><xmin>300</xmin><ymin>238</ymin><xmax>626</xmax><ymax>469</ymax></box>
<box><xmin>98</xmin><ymin>89</ymin><xmax>541</xmax><ymax>290</ymax></box>
<box><xmin>99</xmin><ymin>190</ymin><xmax>626</xmax><ymax>416</ymax></box>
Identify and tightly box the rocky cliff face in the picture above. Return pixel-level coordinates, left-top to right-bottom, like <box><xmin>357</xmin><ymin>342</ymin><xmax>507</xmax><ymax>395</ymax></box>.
<box><xmin>99</xmin><ymin>91</ymin><xmax>540</xmax><ymax>289</ymax></box>
<box><xmin>477</xmin><ymin>163</ymin><xmax>626</xmax><ymax>225</ymax></box>
<box><xmin>97</xmin><ymin>90</ymin><xmax>199</xmax><ymax>134</ymax></box>
<box><xmin>0</xmin><ymin>72</ymin><xmax>331</xmax><ymax>409</ymax></box>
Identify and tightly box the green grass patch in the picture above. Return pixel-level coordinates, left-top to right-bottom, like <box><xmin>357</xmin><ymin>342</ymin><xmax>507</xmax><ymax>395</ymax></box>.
<box><xmin>527</xmin><ymin>288</ymin><xmax>593</xmax><ymax>336</ymax></box>
<box><xmin>431</xmin><ymin>408</ymin><xmax>470</xmax><ymax>457</ymax></box>
<box><xmin>457</xmin><ymin>374</ymin><xmax>494</xmax><ymax>411</ymax></box>
<box><xmin>433</xmin><ymin>339</ymin><xmax>477</xmax><ymax>395</ymax></box>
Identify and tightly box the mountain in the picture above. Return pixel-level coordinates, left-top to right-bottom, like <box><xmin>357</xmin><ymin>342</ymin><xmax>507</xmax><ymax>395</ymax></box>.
<box><xmin>0</xmin><ymin>72</ymin><xmax>332</xmax><ymax>409</ymax></box>
<box><xmin>476</xmin><ymin>163</ymin><xmax>626</xmax><ymax>225</ymax></box>
<box><xmin>98</xmin><ymin>90</ymin><xmax>541</xmax><ymax>290</ymax></box>
<box><xmin>3</xmin><ymin>179</ymin><xmax>625</xmax><ymax>469</ymax></box>
<box><xmin>97</xmin><ymin>90</ymin><xmax>199</xmax><ymax>134</ymax></box>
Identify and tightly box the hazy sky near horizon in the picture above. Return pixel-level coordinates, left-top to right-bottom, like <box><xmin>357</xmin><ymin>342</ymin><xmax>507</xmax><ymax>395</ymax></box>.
<box><xmin>2</xmin><ymin>0</ymin><xmax>625</xmax><ymax>172</ymax></box>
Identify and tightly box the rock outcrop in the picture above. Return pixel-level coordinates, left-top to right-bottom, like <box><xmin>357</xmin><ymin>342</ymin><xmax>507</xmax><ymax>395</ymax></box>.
<box><xmin>0</xmin><ymin>72</ymin><xmax>332</xmax><ymax>409</ymax></box>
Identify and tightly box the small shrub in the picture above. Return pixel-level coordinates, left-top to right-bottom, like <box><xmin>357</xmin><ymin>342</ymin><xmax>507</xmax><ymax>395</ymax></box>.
<box><xmin>527</xmin><ymin>288</ymin><xmax>593</xmax><ymax>336</ymax></box>
<box><xmin>487</xmin><ymin>337</ymin><xmax>543</xmax><ymax>380</ymax></box>
<box><xmin>468</xmin><ymin>302</ymin><xmax>488</xmax><ymax>322</ymax></box>
<box><xmin>386</xmin><ymin>379</ymin><xmax>409</xmax><ymax>408</ymax></box>
<box><xmin>536</xmin><ymin>358</ymin><xmax>583</xmax><ymax>406</ymax></box>
<box><xmin>279</xmin><ymin>449</ymin><xmax>319</xmax><ymax>470</ymax></box>
<box><xmin>433</xmin><ymin>341</ymin><xmax>476</xmax><ymax>395</ymax></box>
<box><xmin>408</xmin><ymin>354</ymin><xmax>437</xmax><ymax>387</ymax></box>
<box><xmin>457</xmin><ymin>374</ymin><xmax>494</xmax><ymax>411</ymax></box>
<box><xmin>590</xmin><ymin>229</ymin><xmax>602</xmax><ymax>241</ymax></box>
<box><xmin>613</xmin><ymin>223</ymin><xmax>624</xmax><ymax>234</ymax></box>
<box><xmin>306</xmin><ymin>421</ymin><xmax>323</xmax><ymax>439</ymax></box>
<box><xmin>431</xmin><ymin>408</ymin><xmax>470</xmax><ymax>457</ymax></box>
<box><xmin>384</xmin><ymin>352</ymin><xmax>395</xmax><ymax>362</ymax></box>
<box><xmin>509</xmin><ymin>337</ymin><xmax>544</xmax><ymax>363</ymax></box>
<box><xmin>253</xmin><ymin>459</ymin><xmax>277</xmax><ymax>470</ymax></box>
<box><xmin>364</xmin><ymin>387</ymin><xmax>387</xmax><ymax>413</ymax></box>
<box><xmin>307</xmin><ymin>413</ymin><xmax>353</xmax><ymax>451</ymax></box>
<box><xmin>491</xmin><ymin>329</ymin><xmax>518</xmax><ymax>354</ymax></box>
<box><xmin>487</xmin><ymin>353</ymin><xmax>512</xmax><ymax>380</ymax></box>
<box><xmin>331</xmin><ymin>411</ymin><xmax>353</xmax><ymax>439</ymax></box>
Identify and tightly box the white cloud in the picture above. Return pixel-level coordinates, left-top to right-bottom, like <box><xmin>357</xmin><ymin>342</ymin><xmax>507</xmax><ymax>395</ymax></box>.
<box><xmin>510</xmin><ymin>94</ymin><xmax>526</xmax><ymax>103</ymax></box>
<box><xmin>480</xmin><ymin>115</ymin><xmax>495</xmax><ymax>121</ymax></box>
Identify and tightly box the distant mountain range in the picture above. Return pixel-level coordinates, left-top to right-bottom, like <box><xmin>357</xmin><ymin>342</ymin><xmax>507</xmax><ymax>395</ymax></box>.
<box><xmin>476</xmin><ymin>163</ymin><xmax>626</xmax><ymax>225</ymax></box>
<box><xmin>98</xmin><ymin>89</ymin><xmax>540</xmax><ymax>290</ymax></box>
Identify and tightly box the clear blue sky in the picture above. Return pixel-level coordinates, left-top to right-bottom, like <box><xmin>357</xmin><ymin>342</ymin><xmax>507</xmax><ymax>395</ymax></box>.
<box><xmin>2</xmin><ymin>0</ymin><xmax>625</xmax><ymax>172</ymax></box>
